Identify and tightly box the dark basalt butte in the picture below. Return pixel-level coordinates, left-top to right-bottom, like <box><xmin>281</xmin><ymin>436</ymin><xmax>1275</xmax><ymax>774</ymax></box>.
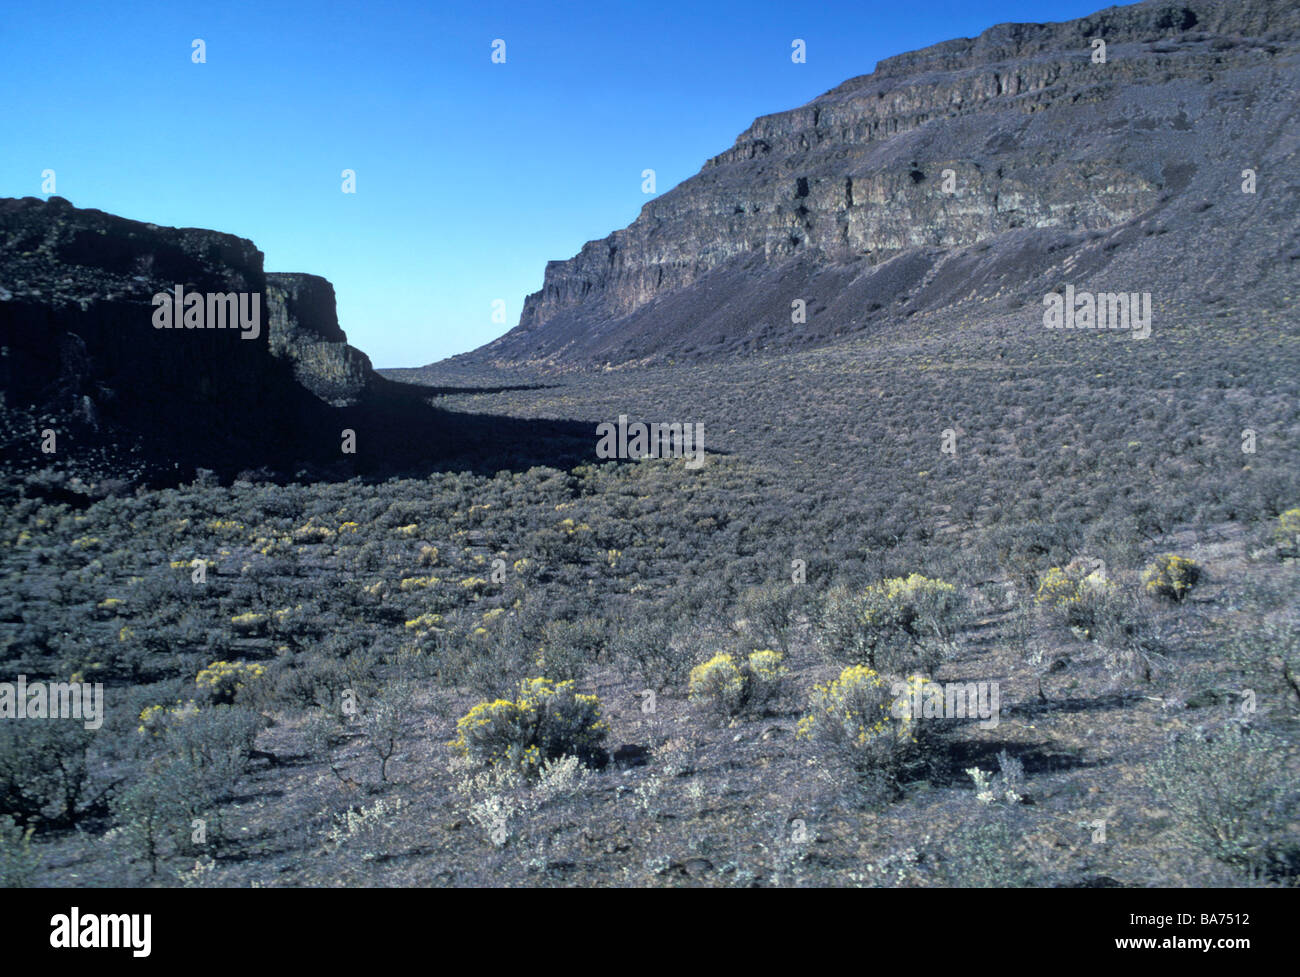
<box><xmin>0</xmin><ymin>197</ymin><xmax>603</xmax><ymax>488</ymax></box>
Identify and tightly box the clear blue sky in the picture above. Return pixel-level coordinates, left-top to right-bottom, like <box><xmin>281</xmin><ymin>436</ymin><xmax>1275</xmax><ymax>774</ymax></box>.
<box><xmin>2</xmin><ymin>0</ymin><xmax>1104</xmax><ymax>367</ymax></box>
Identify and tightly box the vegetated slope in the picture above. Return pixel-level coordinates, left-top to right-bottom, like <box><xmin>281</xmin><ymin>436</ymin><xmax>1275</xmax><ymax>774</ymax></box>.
<box><xmin>438</xmin><ymin>0</ymin><xmax>1299</xmax><ymax>370</ymax></box>
<box><xmin>7</xmin><ymin>308</ymin><xmax>1299</xmax><ymax>886</ymax></box>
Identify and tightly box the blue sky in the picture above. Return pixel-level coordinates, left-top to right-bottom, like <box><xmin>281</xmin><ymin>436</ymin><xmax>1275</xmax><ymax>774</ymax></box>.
<box><xmin>2</xmin><ymin>0</ymin><xmax>1104</xmax><ymax>367</ymax></box>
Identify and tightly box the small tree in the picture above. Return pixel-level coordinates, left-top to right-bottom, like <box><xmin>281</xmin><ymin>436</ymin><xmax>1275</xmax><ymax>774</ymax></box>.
<box><xmin>111</xmin><ymin>762</ymin><xmax>188</xmax><ymax>879</ymax></box>
<box><xmin>362</xmin><ymin>683</ymin><xmax>414</xmax><ymax>783</ymax></box>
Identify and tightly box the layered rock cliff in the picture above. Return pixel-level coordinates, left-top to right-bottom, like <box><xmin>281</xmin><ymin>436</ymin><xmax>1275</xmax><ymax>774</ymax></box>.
<box><xmin>265</xmin><ymin>273</ymin><xmax>373</xmax><ymax>407</ymax></box>
<box><xmin>458</xmin><ymin>0</ymin><xmax>1300</xmax><ymax>368</ymax></box>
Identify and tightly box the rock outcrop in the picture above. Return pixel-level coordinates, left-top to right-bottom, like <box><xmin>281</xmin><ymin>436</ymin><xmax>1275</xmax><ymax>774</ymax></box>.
<box><xmin>0</xmin><ymin>197</ymin><xmax>600</xmax><ymax>486</ymax></box>
<box><xmin>0</xmin><ymin>196</ymin><xmax>338</xmax><ymax>481</ymax></box>
<box><xmin>265</xmin><ymin>273</ymin><xmax>373</xmax><ymax>407</ymax></box>
<box><xmin>455</xmin><ymin>0</ymin><xmax>1300</xmax><ymax>368</ymax></box>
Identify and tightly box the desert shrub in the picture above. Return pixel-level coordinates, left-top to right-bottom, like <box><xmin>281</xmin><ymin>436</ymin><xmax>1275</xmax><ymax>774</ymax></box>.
<box><xmin>194</xmin><ymin>660</ymin><xmax>266</xmax><ymax>705</ymax></box>
<box><xmin>735</xmin><ymin>582</ymin><xmax>804</xmax><ymax>653</ymax></box>
<box><xmin>1035</xmin><ymin>559</ymin><xmax>1116</xmax><ymax>637</ymax></box>
<box><xmin>1141</xmin><ymin>554</ymin><xmax>1202</xmax><ymax>602</ymax></box>
<box><xmin>137</xmin><ymin>699</ymin><xmax>200</xmax><ymax>736</ymax></box>
<box><xmin>1273</xmin><ymin>507</ymin><xmax>1300</xmax><ymax>558</ymax></box>
<box><xmin>1151</xmin><ymin>724</ymin><xmax>1299</xmax><ymax>882</ymax></box>
<box><xmin>538</xmin><ymin>616</ymin><xmax>608</xmax><ymax>681</ymax></box>
<box><xmin>532</xmin><ymin>753</ymin><xmax>592</xmax><ymax>805</ymax></box>
<box><xmin>1225</xmin><ymin>605</ymin><xmax>1300</xmax><ymax>709</ymax></box>
<box><xmin>817</xmin><ymin>574</ymin><xmax>966</xmax><ymax>672</ymax></box>
<box><xmin>608</xmin><ymin>611</ymin><xmax>691</xmax><ymax>693</ymax></box>
<box><xmin>162</xmin><ymin>705</ymin><xmax>262</xmax><ymax>803</ymax></box>
<box><xmin>110</xmin><ymin>759</ymin><xmax>196</xmax><ymax>878</ymax></box>
<box><xmin>451</xmin><ymin>677</ymin><xmax>608</xmax><ymax>776</ymax></box>
<box><xmin>1093</xmin><ymin>592</ymin><xmax>1168</xmax><ymax>683</ymax></box>
<box><xmin>687</xmin><ymin>650</ymin><xmax>786</xmax><ymax>719</ymax></box>
<box><xmin>940</xmin><ymin>815</ymin><xmax>1039</xmax><ymax>887</ymax></box>
<box><xmin>965</xmin><ymin>749</ymin><xmax>1027</xmax><ymax>806</ymax></box>
<box><xmin>1263</xmin><ymin>504</ymin><xmax>1294</xmax><ymax>556</ymax></box>
<box><xmin>1007</xmin><ymin>599</ymin><xmax>1055</xmax><ymax>701</ymax></box>
<box><xmin>323</xmin><ymin>797</ymin><xmax>406</xmax><ymax>853</ymax></box>
<box><xmin>230</xmin><ymin>610</ymin><xmax>271</xmax><ymax>637</ymax></box>
<box><xmin>0</xmin><ymin>815</ymin><xmax>40</xmax><ymax>886</ymax></box>
<box><xmin>441</xmin><ymin>613</ymin><xmax>535</xmax><ymax>698</ymax></box>
<box><xmin>0</xmin><ymin>722</ymin><xmax>95</xmax><ymax>828</ymax></box>
<box><xmin>796</xmin><ymin>666</ymin><xmax>921</xmax><ymax>790</ymax></box>
<box><xmin>267</xmin><ymin>655</ymin><xmax>349</xmax><ymax>710</ymax></box>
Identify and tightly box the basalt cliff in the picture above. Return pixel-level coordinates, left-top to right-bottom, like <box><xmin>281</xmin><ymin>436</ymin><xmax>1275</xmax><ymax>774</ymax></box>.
<box><xmin>0</xmin><ymin>197</ymin><xmax>590</xmax><ymax>488</ymax></box>
<box><xmin>453</xmin><ymin>0</ymin><xmax>1299</xmax><ymax>368</ymax></box>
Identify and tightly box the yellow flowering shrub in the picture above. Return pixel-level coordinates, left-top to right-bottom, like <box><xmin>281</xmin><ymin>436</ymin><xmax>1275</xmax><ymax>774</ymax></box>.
<box><xmin>688</xmin><ymin>649</ymin><xmax>787</xmax><ymax>718</ymax></box>
<box><xmin>138</xmin><ymin>699</ymin><xmax>199</xmax><ymax>736</ymax></box>
<box><xmin>818</xmin><ymin>574</ymin><xmax>966</xmax><ymax>672</ymax></box>
<box><xmin>291</xmin><ymin>522</ymin><xmax>335</xmax><ymax>543</ymax></box>
<box><xmin>404</xmin><ymin>612</ymin><xmax>444</xmax><ymax>632</ymax></box>
<box><xmin>95</xmin><ymin>597</ymin><xmax>124</xmax><ymax>618</ymax></box>
<box><xmin>797</xmin><ymin>665</ymin><xmax>916</xmax><ymax>776</ymax></box>
<box><xmin>451</xmin><ymin>677</ymin><xmax>608</xmax><ymax>776</ymax></box>
<box><xmin>1035</xmin><ymin>558</ymin><xmax>1116</xmax><ymax>634</ymax></box>
<box><xmin>229</xmin><ymin>611</ymin><xmax>267</xmax><ymax>635</ymax></box>
<box><xmin>399</xmin><ymin>575</ymin><xmax>440</xmax><ymax>591</ymax></box>
<box><xmin>271</xmin><ymin>605</ymin><xmax>305</xmax><ymax>632</ymax></box>
<box><xmin>195</xmin><ymin>660</ymin><xmax>266</xmax><ymax>705</ymax></box>
<box><xmin>688</xmin><ymin>653</ymin><xmax>745</xmax><ymax>711</ymax></box>
<box><xmin>1141</xmin><ymin>554</ymin><xmax>1201</xmax><ymax>602</ymax></box>
<box><xmin>1274</xmin><ymin>508</ymin><xmax>1300</xmax><ymax>557</ymax></box>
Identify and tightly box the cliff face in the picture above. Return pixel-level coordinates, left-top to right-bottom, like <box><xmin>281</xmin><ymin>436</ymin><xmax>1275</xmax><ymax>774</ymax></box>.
<box><xmin>265</xmin><ymin>273</ymin><xmax>373</xmax><ymax>407</ymax></box>
<box><xmin>0</xmin><ymin>198</ymin><xmax>603</xmax><ymax>486</ymax></box>
<box><xmin>464</xmin><ymin>0</ymin><xmax>1300</xmax><ymax>367</ymax></box>
<box><xmin>0</xmin><ymin>197</ymin><xmax>374</xmax><ymax>482</ymax></box>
